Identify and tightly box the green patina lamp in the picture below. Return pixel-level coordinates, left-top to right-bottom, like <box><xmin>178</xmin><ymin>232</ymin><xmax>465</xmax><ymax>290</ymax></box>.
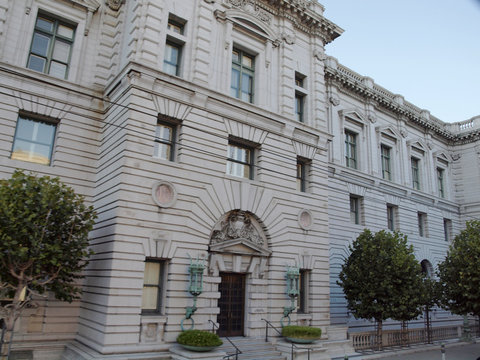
<box><xmin>282</xmin><ymin>266</ymin><xmax>299</xmax><ymax>326</ymax></box>
<box><xmin>181</xmin><ymin>254</ymin><xmax>205</xmax><ymax>331</ymax></box>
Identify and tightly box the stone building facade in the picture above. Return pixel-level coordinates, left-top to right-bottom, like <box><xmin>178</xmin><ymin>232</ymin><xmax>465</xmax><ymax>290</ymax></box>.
<box><xmin>0</xmin><ymin>0</ymin><xmax>478</xmax><ymax>359</ymax></box>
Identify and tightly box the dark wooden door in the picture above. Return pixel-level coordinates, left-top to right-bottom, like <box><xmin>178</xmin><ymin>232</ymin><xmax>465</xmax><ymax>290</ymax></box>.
<box><xmin>218</xmin><ymin>273</ymin><xmax>245</xmax><ymax>337</ymax></box>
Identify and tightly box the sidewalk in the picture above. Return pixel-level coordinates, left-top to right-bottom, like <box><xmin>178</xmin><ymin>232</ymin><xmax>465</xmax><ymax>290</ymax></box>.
<box><xmin>355</xmin><ymin>341</ymin><xmax>480</xmax><ymax>360</ymax></box>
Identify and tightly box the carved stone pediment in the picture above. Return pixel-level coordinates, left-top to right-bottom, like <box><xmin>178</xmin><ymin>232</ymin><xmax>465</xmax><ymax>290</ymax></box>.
<box><xmin>210</xmin><ymin>210</ymin><xmax>270</xmax><ymax>257</ymax></box>
<box><xmin>210</xmin><ymin>238</ymin><xmax>271</xmax><ymax>257</ymax></box>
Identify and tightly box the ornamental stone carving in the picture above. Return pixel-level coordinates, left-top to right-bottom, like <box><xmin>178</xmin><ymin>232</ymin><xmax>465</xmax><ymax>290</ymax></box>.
<box><xmin>227</xmin><ymin>0</ymin><xmax>273</xmax><ymax>25</ymax></box>
<box><xmin>106</xmin><ymin>0</ymin><xmax>123</xmax><ymax>11</ymax></box>
<box><xmin>211</xmin><ymin>211</ymin><xmax>265</xmax><ymax>247</ymax></box>
<box><xmin>329</xmin><ymin>96</ymin><xmax>340</xmax><ymax>107</ymax></box>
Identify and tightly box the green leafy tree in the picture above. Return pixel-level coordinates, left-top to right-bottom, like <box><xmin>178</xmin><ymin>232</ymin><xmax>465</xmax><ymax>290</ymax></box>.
<box><xmin>337</xmin><ymin>229</ymin><xmax>423</xmax><ymax>349</ymax></box>
<box><xmin>438</xmin><ymin>220</ymin><xmax>480</xmax><ymax>317</ymax></box>
<box><xmin>0</xmin><ymin>170</ymin><xmax>96</xmax><ymax>358</ymax></box>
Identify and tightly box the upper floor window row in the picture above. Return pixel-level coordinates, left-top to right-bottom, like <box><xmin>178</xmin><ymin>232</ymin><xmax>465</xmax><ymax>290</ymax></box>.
<box><xmin>27</xmin><ymin>13</ymin><xmax>76</xmax><ymax>79</ymax></box>
<box><xmin>345</xmin><ymin>130</ymin><xmax>357</xmax><ymax>169</ymax></box>
<box><xmin>163</xmin><ymin>15</ymin><xmax>186</xmax><ymax>77</ymax></box>
<box><xmin>231</xmin><ymin>48</ymin><xmax>255</xmax><ymax>103</ymax></box>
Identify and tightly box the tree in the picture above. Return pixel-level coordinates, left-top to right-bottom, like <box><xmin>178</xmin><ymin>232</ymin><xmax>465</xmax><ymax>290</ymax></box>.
<box><xmin>438</xmin><ymin>220</ymin><xmax>480</xmax><ymax>318</ymax></box>
<box><xmin>420</xmin><ymin>277</ymin><xmax>441</xmax><ymax>343</ymax></box>
<box><xmin>0</xmin><ymin>170</ymin><xmax>96</xmax><ymax>358</ymax></box>
<box><xmin>337</xmin><ymin>229</ymin><xmax>423</xmax><ymax>349</ymax></box>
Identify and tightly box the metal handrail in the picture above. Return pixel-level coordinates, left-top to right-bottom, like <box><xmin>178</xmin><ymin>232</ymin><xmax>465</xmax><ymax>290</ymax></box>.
<box><xmin>208</xmin><ymin>319</ymin><xmax>242</xmax><ymax>360</ymax></box>
<box><xmin>261</xmin><ymin>318</ymin><xmax>318</xmax><ymax>360</ymax></box>
<box><xmin>261</xmin><ymin>318</ymin><xmax>282</xmax><ymax>342</ymax></box>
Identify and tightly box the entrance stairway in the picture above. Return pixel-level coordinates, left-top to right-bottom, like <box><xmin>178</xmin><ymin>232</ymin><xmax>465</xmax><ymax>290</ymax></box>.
<box><xmin>219</xmin><ymin>337</ymin><xmax>287</xmax><ymax>360</ymax></box>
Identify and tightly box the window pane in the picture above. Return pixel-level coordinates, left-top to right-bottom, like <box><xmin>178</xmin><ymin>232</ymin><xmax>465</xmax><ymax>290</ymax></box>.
<box><xmin>232</xmin><ymin>50</ymin><xmax>239</xmax><ymax>63</ymax></box>
<box><xmin>31</xmin><ymin>33</ymin><xmax>50</xmax><ymax>56</ymax></box>
<box><xmin>156</xmin><ymin>124</ymin><xmax>172</xmax><ymax>141</ymax></box>
<box><xmin>231</xmin><ymin>69</ymin><xmax>240</xmax><ymax>97</ymax></box>
<box><xmin>142</xmin><ymin>287</ymin><xmax>158</xmax><ymax>310</ymax></box>
<box><xmin>27</xmin><ymin>55</ymin><xmax>46</xmax><ymax>72</ymax></box>
<box><xmin>34</xmin><ymin>122</ymin><xmax>56</xmax><ymax>144</ymax></box>
<box><xmin>52</xmin><ymin>40</ymin><xmax>71</xmax><ymax>62</ymax></box>
<box><xmin>144</xmin><ymin>262</ymin><xmax>160</xmax><ymax>285</ymax></box>
<box><xmin>242</xmin><ymin>54</ymin><xmax>252</xmax><ymax>68</ymax></box>
<box><xmin>11</xmin><ymin>140</ymin><xmax>51</xmax><ymax>164</ymax></box>
<box><xmin>49</xmin><ymin>61</ymin><xmax>67</xmax><ymax>79</ymax></box>
<box><xmin>154</xmin><ymin>143</ymin><xmax>171</xmax><ymax>160</ymax></box>
<box><xmin>57</xmin><ymin>24</ymin><xmax>74</xmax><ymax>39</ymax></box>
<box><xmin>36</xmin><ymin>17</ymin><xmax>54</xmax><ymax>32</ymax></box>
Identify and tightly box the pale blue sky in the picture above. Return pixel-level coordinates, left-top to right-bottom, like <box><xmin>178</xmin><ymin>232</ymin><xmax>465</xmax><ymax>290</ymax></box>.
<box><xmin>319</xmin><ymin>0</ymin><xmax>480</xmax><ymax>123</ymax></box>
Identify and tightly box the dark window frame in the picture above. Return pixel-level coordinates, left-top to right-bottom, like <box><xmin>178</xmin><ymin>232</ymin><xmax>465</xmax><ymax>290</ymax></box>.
<box><xmin>387</xmin><ymin>204</ymin><xmax>396</xmax><ymax>231</ymax></box>
<box><xmin>27</xmin><ymin>12</ymin><xmax>76</xmax><ymax>79</ymax></box>
<box><xmin>142</xmin><ymin>258</ymin><xmax>167</xmax><ymax>314</ymax></box>
<box><xmin>296</xmin><ymin>157</ymin><xmax>309</xmax><ymax>192</ymax></box>
<box><xmin>11</xmin><ymin>113</ymin><xmax>58</xmax><ymax>165</ymax></box>
<box><xmin>381</xmin><ymin>144</ymin><xmax>392</xmax><ymax>180</ymax></box>
<box><xmin>231</xmin><ymin>47</ymin><xmax>255</xmax><ymax>103</ymax></box>
<box><xmin>411</xmin><ymin>157</ymin><xmax>420</xmax><ymax>190</ymax></box>
<box><xmin>350</xmin><ymin>195</ymin><xmax>360</xmax><ymax>225</ymax></box>
<box><xmin>345</xmin><ymin>130</ymin><xmax>357</xmax><ymax>169</ymax></box>
<box><xmin>227</xmin><ymin>139</ymin><xmax>255</xmax><ymax>180</ymax></box>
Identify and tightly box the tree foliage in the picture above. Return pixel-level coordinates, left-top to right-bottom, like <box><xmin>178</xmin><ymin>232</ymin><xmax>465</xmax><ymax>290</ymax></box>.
<box><xmin>0</xmin><ymin>170</ymin><xmax>96</xmax><ymax>340</ymax></box>
<box><xmin>438</xmin><ymin>220</ymin><xmax>480</xmax><ymax>317</ymax></box>
<box><xmin>338</xmin><ymin>230</ymin><xmax>423</xmax><ymax>324</ymax></box>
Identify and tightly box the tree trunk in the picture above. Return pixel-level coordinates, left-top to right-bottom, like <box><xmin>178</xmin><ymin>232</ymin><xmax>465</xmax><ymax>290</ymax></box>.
<box><xmin>401</xmin><ymin>321</ymin><xmax>408</xmax><ymax>346</ymax></box>
<box><xmin>1</xmin><ymin>284</ymin><xmax>25</xmax><ymax>359</ymax></box>
<box><xmin>425</xmin><ymin>306</ymin><xmax>431</xmax><ymax>344</ymax></box>
<box><xmin>375</xmin><ymin>319</ymin><xmax>383</xmax><ymax>351</ymax></box>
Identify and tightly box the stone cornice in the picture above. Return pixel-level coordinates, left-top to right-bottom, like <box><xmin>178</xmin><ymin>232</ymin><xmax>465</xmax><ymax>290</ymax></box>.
<box><xmin>324</xmin><ymin>57</ymin><xmax>480</xmax><ymax>144</ymax></box>
<box><xmin>222</xmin><ymin>0</ymin><xmax>343</xmax><ymax>43</ymax></box>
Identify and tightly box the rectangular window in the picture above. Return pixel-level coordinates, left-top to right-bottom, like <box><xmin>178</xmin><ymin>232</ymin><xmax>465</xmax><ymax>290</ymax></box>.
<box><xmin>418</xmin><ymin>212</ymin><xmax>427</xmax><ymax>237</ymax></box>
<box><xmin>437</xmin><ymin>168</ymin><xmax>445</xmax><ymax>198</ymax></box>
<box><xmin>381</xmin><ymin>145</ymin><xmax>392</xmax><ymax>180</ymax></box>
<box><xmin>411</xmin><ymin>157</ymin><xmax>420</xmax><ymax>190</ymax></box>
<box><xmin>163</xmin><ymin>41</ymin><xmax>182</xmax><ymax>76</ymax></box>
<box><xmin>167</xmin><ymin>19</ymin><xmax>184</xmax><ymax>34</ymax></box>
<box><xmin>297</xmin><ymin>269</ymin><xmax>309</xmax><ymax>313</ymax></box>
<box><xmin>163</xmin><ymin>16</ymin><xmax>185</xmax><ymax>76</ymax></box>
<box><xmin>27</xmin><ymin>13</ymin><xmax>76</xmax><ymax>79</ymax></box>
<box><xmin>387</xmin><ymin>204</ymin><xmax>396</xmax><ymax>231</ymax></box>
<box><xmin>294</xmin><ymin>73</ymin><xmax>306</xmax><ymax>123</ymax></box>
<box><xmin>11</xmin><ymin>115</ymin><xmax>57</xmax><ymax>165</ymax></box>
<box><xmin>443</xmin><ymin>219</ymin><xmax>452</xmax><ymax>242</ymax></box>
<box><xmin>231</xmin><ymin>48</ymin><xmax>255</xmax><ymax>103</ymax></box>
<box><xmin>350</xmin><ymin>196</ymin><xmax>360</xmax><ymax>225</ymax></box>
<box><xmin>154</xmin><ymin>121</ymin><xmax>176</xmax><ymax>161</ymax></box>
<box><xmin>142</xmin><ymin>259</ymin><xmax>166</xmax><ymax>314</ymax></box>
<box><xmin>295</xmin><ymin>94</ymin><xmax>305</xmax><ymax>123</ymax></box>
<box><xmin>345</xmin><ymin>131</ymin><xmax>357</xmax><ymax>169</ymax></box>
<box><xmin>296</xmin><ymin>157</ymin><xmax>309</xmax><ymax>192</ymax></box>
<box><xmin>227</xmin><ymin>141</ymin><xmax>254</xmax><ymax>179</ymax></box>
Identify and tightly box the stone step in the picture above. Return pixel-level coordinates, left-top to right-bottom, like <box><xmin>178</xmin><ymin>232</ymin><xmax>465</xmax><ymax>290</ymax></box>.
<box><xmin>219</xmin><ymin>337</ymin><xmax>287</xmax><ymax>360</ymax></box>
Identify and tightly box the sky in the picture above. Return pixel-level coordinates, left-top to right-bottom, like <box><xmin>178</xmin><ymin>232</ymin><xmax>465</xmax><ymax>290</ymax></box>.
<box><xmin>318</xmin><ymin>0</ymin><xmax>480</xmax><ymax>123</ymax></box>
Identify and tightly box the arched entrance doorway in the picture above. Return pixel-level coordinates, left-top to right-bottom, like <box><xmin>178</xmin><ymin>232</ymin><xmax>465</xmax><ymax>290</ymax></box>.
<box><xmin>209</xmin><ymin>210</ymin><xmax>271</xmax><ymax>337</ymax></box>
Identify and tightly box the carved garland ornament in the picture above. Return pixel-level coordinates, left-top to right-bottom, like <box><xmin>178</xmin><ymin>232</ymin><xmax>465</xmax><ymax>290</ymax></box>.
<box><xmin>211</xmin><ymin>211</ymin><xmax>264</xmax><ymax>247</ymax></box>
